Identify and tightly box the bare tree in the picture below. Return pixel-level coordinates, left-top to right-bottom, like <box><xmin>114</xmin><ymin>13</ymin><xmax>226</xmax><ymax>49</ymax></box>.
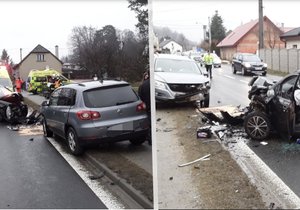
<box><xmin>265</xmin><ymin>25</ymin><xmax>277</xmax><ymax>49</ymax></box>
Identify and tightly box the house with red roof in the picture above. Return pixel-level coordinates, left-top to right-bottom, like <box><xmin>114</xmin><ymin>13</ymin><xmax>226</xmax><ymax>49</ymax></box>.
<box><xmin>217</xmin><ymin>16</ymin><xmax>286</xmax><ymax>61</ymax></box>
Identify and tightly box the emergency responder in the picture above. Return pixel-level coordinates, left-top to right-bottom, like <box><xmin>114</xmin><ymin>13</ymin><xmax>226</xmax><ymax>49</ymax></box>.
<box><xmin>203</xmin><ymin>50</ymin><xmax>214</xmax><ymax>79</ymax></box>
<box><xmin>15</xmin><ymin>77</ymin><xmax>23</xmax><ymax>93</ymax></box>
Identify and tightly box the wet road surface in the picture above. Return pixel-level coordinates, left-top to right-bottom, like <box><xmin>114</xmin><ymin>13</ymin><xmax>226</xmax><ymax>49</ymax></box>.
<box><xmin>0</xmin><ymin>123</ymin><xmax>106</xmax><ymax>209</ymax></box>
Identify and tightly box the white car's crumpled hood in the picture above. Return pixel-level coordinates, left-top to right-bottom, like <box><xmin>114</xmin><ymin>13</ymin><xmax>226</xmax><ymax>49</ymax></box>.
<box><xmin>155</xmin><ymin>72</ymin><xmax>209</xmax><ymax>84</ymax></box>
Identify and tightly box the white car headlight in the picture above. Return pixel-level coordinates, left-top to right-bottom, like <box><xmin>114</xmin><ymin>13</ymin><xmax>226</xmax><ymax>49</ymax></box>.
<box><xmin>244</xmin><ymin>62</ymin><xmax>251</xmax><ymax>68</ymax></box>
<box><xmin>155</xmin><ymin>80</ymin><xmax>167</xmax><ymax>90</ymax></box>
<box><xmin>263</xmin><ymin>63</ymin><xmax>268</xmax><ymax>68</ymax></box>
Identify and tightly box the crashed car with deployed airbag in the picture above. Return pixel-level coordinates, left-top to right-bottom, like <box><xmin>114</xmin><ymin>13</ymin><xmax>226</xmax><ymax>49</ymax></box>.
<box><xmin>0</xmin><ymin>85</ymin><xmax>28</xmax><ymax>123</ymax></box>
<box><xmin>244</xmin><ymin>71</ymin><xmax>300</xmax><ymax>140</ymax></box>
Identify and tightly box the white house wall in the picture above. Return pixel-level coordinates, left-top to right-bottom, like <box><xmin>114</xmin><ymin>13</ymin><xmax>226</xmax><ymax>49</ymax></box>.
<box><xmin>286</xmin><ymin>40</ymin><xmax>300</xmax><ymax>49</ymax></box>
<box><xmin>17</xmin><ymin>53</ymin><xmax>62</xmax><ymax>80</ymax></box>
<box><xmin>163</xmin><ymin>41</ymin><xmax>183</xmax><ymax>54</ymax></box>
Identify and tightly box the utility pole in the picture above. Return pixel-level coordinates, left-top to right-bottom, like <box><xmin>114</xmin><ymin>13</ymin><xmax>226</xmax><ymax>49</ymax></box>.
<box><xmin>258</xmin><ymin>0</ymin><xmax>264</xmax><ymax>49</ymax></box>
<box><xmin>208</xmin><ymin>16</ymin><xmax>212</xmax><ymax>51</ymax></box>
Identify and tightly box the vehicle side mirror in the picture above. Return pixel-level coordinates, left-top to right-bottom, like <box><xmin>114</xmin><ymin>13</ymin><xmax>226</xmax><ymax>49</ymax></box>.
<box><xmin>41</xmin><ymin>101</ymin><xmax>49</xmax><ymax>106</ymax></box>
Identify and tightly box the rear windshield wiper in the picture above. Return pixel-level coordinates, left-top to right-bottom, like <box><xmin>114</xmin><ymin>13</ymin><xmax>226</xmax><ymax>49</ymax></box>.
<box><xmin>116</xmin><ymin>101</ymin><xmax>135</xmax><ymax>105</ymax></box>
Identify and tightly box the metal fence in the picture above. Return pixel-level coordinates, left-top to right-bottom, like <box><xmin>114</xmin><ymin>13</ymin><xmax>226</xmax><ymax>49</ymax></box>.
<box><xmin>259</xmin><ymin>48</ymin><xmax>300</xmax><ymax>73</ymax></box>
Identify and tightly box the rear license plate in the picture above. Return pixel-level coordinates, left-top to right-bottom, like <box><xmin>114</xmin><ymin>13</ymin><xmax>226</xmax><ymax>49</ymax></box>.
<box><xmin>108</xmin><ymin>122</ymin><xmax>134</xmax><ymax>131</ymax></box>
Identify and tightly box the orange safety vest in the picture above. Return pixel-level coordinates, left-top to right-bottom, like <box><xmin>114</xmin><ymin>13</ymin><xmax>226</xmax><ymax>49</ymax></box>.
<box><xmin>15</xmin><ymin>79</ymin><xmax>22</xmax><ymax>89</ymax></box>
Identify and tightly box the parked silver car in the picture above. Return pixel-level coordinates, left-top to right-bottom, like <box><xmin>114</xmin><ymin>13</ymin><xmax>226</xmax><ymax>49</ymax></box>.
<box><xmin>41</xmin><ymin>80</ymin><xmax>149</xmax><ymax>155</ymax></box>
<box><xmin>154</xmin><ymin>54</ymin><xmax>210</xmax><ymax>107</ymax></box>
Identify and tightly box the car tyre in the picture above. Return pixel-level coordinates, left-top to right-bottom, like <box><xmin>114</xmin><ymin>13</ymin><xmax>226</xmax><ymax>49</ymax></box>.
<box><xmin>232</xmin><ymin>65</ymin><xmax>236</xmax><ymax>74</ymax></box>
<box><xmin>42</xmin><ymin>116</ymin><xmax>53</xmax><ymax>137</ymax></box>
<box><xmin>262</xmin><ymin>72</ymin><xmax>267</xmax><ymax>76</ymax></box>
<box><xmin>242</xmin><ymin>67</ymin><xmax>246</xmax><ymax>76</ymax></box>
<box><xmin>244</xmin><ymin>111</ymin><xmax>270</xmax><ymax>140</ymax></box>
<box><xmin>203</xmin><ymin>94</ymin><xmax>210</xmax><ymax>108</ymax></box>
<box><xmin>66</xmin><ymin>127</ymin><xmax>83</xmax><ymax>156</ymax></box>
<box><xmin>130</xmin><ymin>136</ymin><xmax>146</xmax><ymax>145</ymax></box>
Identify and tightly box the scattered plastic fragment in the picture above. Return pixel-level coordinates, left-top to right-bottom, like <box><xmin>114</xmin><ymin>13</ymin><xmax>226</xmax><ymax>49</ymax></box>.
<box><xmin>260</xmin><ymin>141</ymin><xmax>268</xmax><ymax>146</ymax></box>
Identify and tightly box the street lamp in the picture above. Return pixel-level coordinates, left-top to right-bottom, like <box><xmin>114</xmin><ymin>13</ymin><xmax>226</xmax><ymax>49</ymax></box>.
<box><xmin>208</xmin><ymin>16</ymin><xmax>212</xmax><ymax>52</ymax></box>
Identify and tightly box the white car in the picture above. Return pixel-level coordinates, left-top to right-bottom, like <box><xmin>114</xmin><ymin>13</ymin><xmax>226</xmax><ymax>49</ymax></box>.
<box><xmin>154</xmin><ymin>54</ymin><xmax>210</xmax><ymax>107</ymax></box>
<box><xmin>212</xmin><ymin>54</ymin><xmax>222</xmax><ymax>68</ymax></box>
<box><xmin>201</xmin><ymin>53</ymin><xmax>222</xmax><ymax>68</ymax></box>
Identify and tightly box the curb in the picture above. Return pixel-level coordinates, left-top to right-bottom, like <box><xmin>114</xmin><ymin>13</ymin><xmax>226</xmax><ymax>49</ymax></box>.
<box><xmin>23</xmin><ymin>95</ymin><xmax>153</xmax><ymax>209</ymax></box>
<box><xmin>86</xmin><ymin>154</ymin><xmax>153</xmax><ymax>209</ymax></box>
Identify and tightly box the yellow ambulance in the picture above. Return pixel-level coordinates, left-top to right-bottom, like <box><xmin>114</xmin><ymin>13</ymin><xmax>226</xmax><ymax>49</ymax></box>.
<box><xmin>27</xmin><ymin>69</ymin><xmax>70</xmax><ymax>94</ymax></box>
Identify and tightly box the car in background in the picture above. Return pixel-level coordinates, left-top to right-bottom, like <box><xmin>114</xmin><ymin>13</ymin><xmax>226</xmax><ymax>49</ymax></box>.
<box><xmin>154</xmin><ymin>54</ymin><xmax>210</xmax><ymax>107</ymax></box>
<box><xmin>0</xmin><ymin>85</ymin><xmax>28</xmax><ymax>123</ymax></box>
<box><xmin>41</xmin><ymin>80</ymin><xmax>149</xmax><ymax>155</ymax></box>
<box><xmin>212</xmin><ymin>53</ymin><xmax>222</xmax><ymax>68</ymax></box>
<box><xmin>232</xmin><ymin>53</ymin><xmax>267</xmax><ymax>76</ymax></box>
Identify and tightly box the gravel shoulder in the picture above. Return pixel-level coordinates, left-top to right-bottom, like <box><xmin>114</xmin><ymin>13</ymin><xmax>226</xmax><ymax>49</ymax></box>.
<box><xmin>156</xmin><ymin>104</ymin><xmax>267</xmax><ymax>209</ymax></box>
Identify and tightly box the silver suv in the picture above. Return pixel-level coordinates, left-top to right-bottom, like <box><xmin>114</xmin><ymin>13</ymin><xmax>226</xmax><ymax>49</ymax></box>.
<box><xmin>41</xmin><ymin>80</ymin><xmax>149</xmax><ymax>155</ymax></box>
<box><xmin>154</xmin><ymin>54</ymin><xmax>210</xmax><ymax>107</ymax></box>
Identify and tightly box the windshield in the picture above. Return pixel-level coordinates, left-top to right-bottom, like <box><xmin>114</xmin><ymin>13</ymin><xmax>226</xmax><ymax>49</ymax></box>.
<box><xmin>35</xmin><ymin>77</ymin><xmax>47</xmax><ymax>82</ymax></box>
<box><xmin>0</xmin><ymin>78</ymin><xmax>13</xmax><ymax>88</ymax></box>
<box><xmin>243</xmin><ymin>55</ymin><xmax>261</xmax><ymax>62</ymax></box>
<box><xmin>0</xmin><ymin>86</ymin><xmax>12</xmax><ymax>97</ymax></box>
<box><xmin>155</xmin><ymin>58</ymin><xmax>202</xmax><ymax>74</ymax></box>
<box><xmin>83</xmin><ymin>85</ymin><xmax>139</xmax><ymax>108</ymax></box>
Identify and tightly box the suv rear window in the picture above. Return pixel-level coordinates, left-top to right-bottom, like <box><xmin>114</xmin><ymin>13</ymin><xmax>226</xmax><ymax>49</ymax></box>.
<box><xmin>83</xmin><ymin>85</ymin><xmax>139</xmax><ymax>108</ymax></box>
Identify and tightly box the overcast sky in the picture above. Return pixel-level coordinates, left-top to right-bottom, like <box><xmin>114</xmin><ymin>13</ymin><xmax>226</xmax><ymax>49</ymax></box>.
<box><xmin>153</xmin><ymin>0</ymin><xmax>300</xmax><ymax>43</ymax></box>
<box><xmin>0</xmin><ymin>0</ymin><xmax>138</xmax><ymax>63</ymax></box>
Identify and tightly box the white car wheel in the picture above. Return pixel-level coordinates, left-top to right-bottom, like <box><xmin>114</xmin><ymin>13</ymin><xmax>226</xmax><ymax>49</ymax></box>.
<box><xmin>6</xmin><ymin>106</ymin><xmax>12</xmax><ymax>120</ymax></box>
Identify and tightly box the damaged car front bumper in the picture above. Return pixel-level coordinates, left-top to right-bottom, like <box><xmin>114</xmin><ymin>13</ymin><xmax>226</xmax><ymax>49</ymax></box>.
<box><xmin>155</xmin><ymin>81</ymin><xmax>210</xmax><ymax>103</ymax></box>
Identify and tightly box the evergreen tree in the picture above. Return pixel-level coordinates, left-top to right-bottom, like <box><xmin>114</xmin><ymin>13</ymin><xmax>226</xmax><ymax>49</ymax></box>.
<box><xmin>210</xmin><ymin>10</ymin><xmax>226</xmax><ymax>55</ymax></box>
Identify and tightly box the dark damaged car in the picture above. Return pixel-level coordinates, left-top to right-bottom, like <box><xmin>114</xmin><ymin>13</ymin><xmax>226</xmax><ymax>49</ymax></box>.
<box><xmin>244</xmin><ymin>71</ymin><xmax>300</xmax><ymax>140</ymax></box>
<box><xmin>154</xmin><ymin>54</ymin><xmax>210</xmax><ymax>107</ymax></box>
<box><xmin>0</xmin><ymin>85</ymin><xmax>28</xmax><ymax>123</ymax></box>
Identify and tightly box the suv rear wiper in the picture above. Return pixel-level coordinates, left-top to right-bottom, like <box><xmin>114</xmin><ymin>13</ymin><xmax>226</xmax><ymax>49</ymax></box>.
<box><xmin>116</xmin><ymin>101</ymin><xmax>135</xmax><ymax>105</ymax></box>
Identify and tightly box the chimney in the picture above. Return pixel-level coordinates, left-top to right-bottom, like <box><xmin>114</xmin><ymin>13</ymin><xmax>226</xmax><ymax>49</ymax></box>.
<box><xmin>20</xmin><ymin>48</ymin><xmax>22</xmax><ymax>61</ymax></box>
<box><xmin>281</xmin><ymin>23</ymin><xmax>284</xmax><ymax>29</ymax></box>
<box><xmin>55</xmin><ymin>45</ymin><xmax>59</xmax><ymax>58</ymax></box>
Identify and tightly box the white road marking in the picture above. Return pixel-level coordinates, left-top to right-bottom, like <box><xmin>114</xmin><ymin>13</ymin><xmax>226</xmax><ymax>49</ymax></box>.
<box><xmin>47</xmin><ymin>137</ymin><xmax>124</xmax><ymax>209</ymax></box>
<box><xmin>224</xmin><ymin>75</ymin><xmax>235</xmax><ymax>80</ymax></box>
<box><xmin>239</xmin><ymin>80</ymin><xmax>249</xmax><ymax>84</ymax></box>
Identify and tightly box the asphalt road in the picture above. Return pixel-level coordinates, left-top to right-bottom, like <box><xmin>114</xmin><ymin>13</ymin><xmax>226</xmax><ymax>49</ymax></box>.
<box><xmin>205</xmin><ymin>64</ymin><xmax>300</xmax><ymax>197</ymax></box>
<box><xmin>0</xmin><ymin>123</ymin><xmax>106</xmax><ymax>209</ymax></box>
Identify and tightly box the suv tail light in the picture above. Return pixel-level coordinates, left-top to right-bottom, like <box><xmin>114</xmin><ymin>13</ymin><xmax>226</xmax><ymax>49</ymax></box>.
<box><xmin>76</xmin><ymin>110</ymin><xmax>101</xmax><ymax>120</ymax></box>
<box><xmin>136</xmin><ymin>102</ymin><xmax>146</xmax><ymax>112</ymax></box>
